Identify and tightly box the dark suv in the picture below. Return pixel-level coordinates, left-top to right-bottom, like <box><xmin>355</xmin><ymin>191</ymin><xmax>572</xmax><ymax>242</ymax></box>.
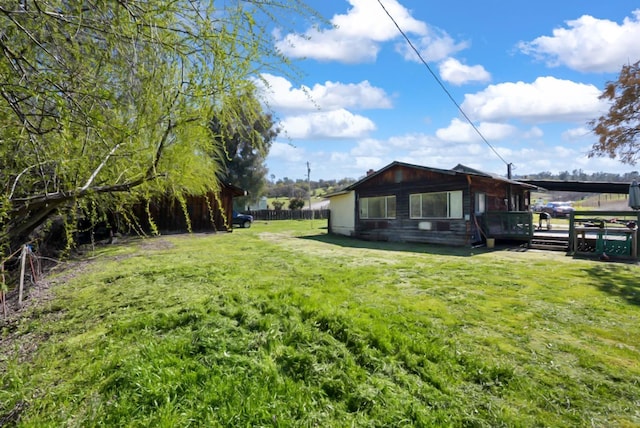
<box><xmin>232</xmin><ymin>211</ymin><xmax>253</xmax><ymax>228</ymax></box>
<box><xmin>542</xmin><ymin>202</ymin><xmax>574</xmax><ymax>218</ymax></box>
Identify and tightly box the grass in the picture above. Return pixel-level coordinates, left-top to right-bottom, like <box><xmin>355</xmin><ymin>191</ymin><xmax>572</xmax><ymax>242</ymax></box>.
<box><xmin>1</xmin><ymin>220</ymin><xmax>640</xmax><ymax>427</ymax></box>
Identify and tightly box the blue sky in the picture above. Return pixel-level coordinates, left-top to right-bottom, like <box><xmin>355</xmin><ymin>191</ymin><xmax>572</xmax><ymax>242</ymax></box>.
<box><xmin>256</xmin><ymin>0</ymin><xmax>640</xmax><ymax>181</ymax></box>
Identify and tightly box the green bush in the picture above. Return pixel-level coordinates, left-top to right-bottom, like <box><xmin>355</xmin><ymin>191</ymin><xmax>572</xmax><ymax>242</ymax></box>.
<box><xmin>288</xmin><ymin>198</ymin><xmax>305</xmax><ymax>210</ymax></box>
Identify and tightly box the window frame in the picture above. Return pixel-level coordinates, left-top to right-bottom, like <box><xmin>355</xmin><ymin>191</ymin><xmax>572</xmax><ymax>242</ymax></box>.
<box><xmin>359</xmin><ymin>195</ymin><xmax>396</xmax><ymax>219</ymax></box>
<box><xmin>475</xmin><ymin>192</ymin><xmax>486</xmax><ymax>214</ymax></box>
<box><xmin>409</xmin><ymin>190</ymin><xmax>463</xmax><ymax>219</ymax></box>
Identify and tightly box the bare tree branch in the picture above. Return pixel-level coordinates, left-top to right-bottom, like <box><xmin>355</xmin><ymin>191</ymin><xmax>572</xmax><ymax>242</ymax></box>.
<box><xmin>80</xmin><ymin>143</ymin><xmax>121</xmax><ymax>191</ymax></box>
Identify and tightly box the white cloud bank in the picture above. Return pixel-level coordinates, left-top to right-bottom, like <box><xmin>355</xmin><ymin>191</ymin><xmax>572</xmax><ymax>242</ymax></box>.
<box><xmin>436</xmin><ymin>119</ymin><xmax>517</xmax><ymax>143</ymax></box>
<box><xmin>255</xmin><ymin>74</ymin><xmax>389</xmax><ymax>140</ymax></box>
<box><xmin>275</xmin><ymin>0</ymin><xmax>478</xmax><ymax>71</ymax></box>
<box><xmin>275</xmin><ymin>0</ymin><xmax>426</xmax><ymax>63</ymax></box>
<box><xmin>275</xmin><ymin>0</ymin><xmax>489</xmax><ymax>88</ymax></box>
<box><xmin>257</xmin><ymin>74</ymin><xmax>392</xmax><ymax>113</ymax></box>
<box><xmin>519</xmin><ymin>9</ymin><xmax>640</xmax><ymax>72</ymax></box>
<box><xmin>461</xmin><ymin>76</ymin><xmax>607</xmax><ymax>123</ymax></box>
<box><xmin>281</xmin><ymin>109</ymin><xmax>376</xmax><ymax>139</ymax></box>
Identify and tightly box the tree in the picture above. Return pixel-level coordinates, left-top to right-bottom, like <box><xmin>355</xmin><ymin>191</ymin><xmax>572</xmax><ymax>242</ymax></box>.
<box><xmin>589</xmin><ymin>60</ymin><xmax>640</xmax><ymax>164</ymax></box>
<box><xmin>210</xmin><ymin>94</ymin><xmax>279</xmax><ymax>210</ymax></box>
<box><xmin>288</xmin><ymin>198</ymin><xmax>305</xmax><ymax>210</ymax></box>
<box><xmin>0</xmin><ymin>1</ymin><xmax>318</xmax><ymax>253</ymax></box>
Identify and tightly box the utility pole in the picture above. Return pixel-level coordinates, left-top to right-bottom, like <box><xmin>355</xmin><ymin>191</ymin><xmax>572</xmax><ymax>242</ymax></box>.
<box><xmin>307</xmin><ymin>161</ymin><xmax>313</xmax><ymax>223</ymax></box>
<box><xmin>507</xmin><ymin>163</ymin><xmax>513</xmax><ymax>211</ymax></box>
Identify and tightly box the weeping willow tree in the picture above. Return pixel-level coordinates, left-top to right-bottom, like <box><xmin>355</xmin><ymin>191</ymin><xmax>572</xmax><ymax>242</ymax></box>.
<box><xmin>0</xmin><ymin>0</ymin><xmax>315</xmax><ymax>253</ymax></box>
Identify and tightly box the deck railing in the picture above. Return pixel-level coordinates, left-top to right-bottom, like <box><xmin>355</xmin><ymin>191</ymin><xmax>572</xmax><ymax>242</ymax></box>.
<box><xmin>481</xmin><ymin>211</ymin><xmax>533</xmax><ymax>240</ymax></box>
<box><xmin>568</xmin><ymin>210</ymin><xmax>640</xmax><ymax>258</ymax></box>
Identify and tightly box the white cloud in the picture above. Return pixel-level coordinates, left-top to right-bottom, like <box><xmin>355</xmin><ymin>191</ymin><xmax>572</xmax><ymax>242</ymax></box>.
<box><xmin>329</xmin><ymin>152</ymin><xmax>351</xmax><ymax>163</ymax></box>
<box><xmin>523</xmin><ymin>127</ymin><xmax>544</xmax><ymax>139</ymax></box>
<box><xmin>397</xmin><ymin>30</ymin><xmax>469</xmax><ymax>63</ymax></box>
<box><xmin>438</xmin><ymin>58</ymin><xmax>491</xmax><ymax>86</ymax></box>
<box><xmin>461</xmin><ymin>76</ymin><xmax>606</xmax><ymax>123</ymax></box>
<box><xmin>293</xmin><ymin>129</ymin><xmax>639</xmax><ymax>180</ymax></box>
<box><xmin>350</xmin><ymin>138</ymin><xmax>389</xmax><ymax>157</ymax></box>
<box><xmin>276</xmin><ymin>31</ymin><xmax>380</xmax><ymax>63</ymax></box>
<box><xmin>275</xmin><ymin>0</ymin><xmax>426</xmax><ymax>63</ymax></box>
<box><xmin>332</xmin><ymin>0</ymin><xmax>427</xmax><ymax>41</ymax></box>
<box><xmin>504</xmin><ymin>144</ymin><xmax>627</xmax><ymax>176</ymax></box>
<box><xmin>353</xmin><ymin>132</ymin><xmax>490</xmax><ymax>171</ymax></box>
<box><xmin>387</xmin><ymin>133</ymin><xmax>436</xmax><ymax>150</ymax></box>
<box><xmin>562</xmin><ymin>127</ymin><xmax>592</xmax><ymax>141</ymax></box>
<box><xmin>274</xmin><ymin>0</ymin><xmax>467</xmax><ymax>64</ymax></box>
<box><xmin>436</xmin><ymin>118</ymin><xmax>517</xmax><ymax>143</ymax></box>
<box><xmin>281</xmin><ymin>109</ymin><xmax>376</xmax><ymax>139</ymax></box>
<box><xmin>518</xmin><ymin>10</ymin><xmax>640</xmax><ymax>72</ymax></box>
<box><xmin>274</xmin><ymin>128</ymin><xmax>637</xmax><ymax>180</ymax></box>
<box><xmin>269</xmin><ymin>142</ymin><xmax>305</xmax><ymax>162</ymax></box>
<box><xmin>256</xmin><ymin>74</ymin><xmax>393</xmax><ymax>113</ymax></box>
<box><xmin>353</xmin><ymin>156</ymin><xmax>388</xmax><ymax>172</ymax></box>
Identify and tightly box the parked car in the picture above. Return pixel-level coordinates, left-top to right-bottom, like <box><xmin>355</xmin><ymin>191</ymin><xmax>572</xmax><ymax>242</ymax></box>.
<box><xmin>542</xmin><ymin>202</ymin><xmax>575</xmax><ymax>218</ymax></box>
<box><xmin>232</xmin><ymin>211</ymin><xmax>253</xmax><ymax>228</ymax></box>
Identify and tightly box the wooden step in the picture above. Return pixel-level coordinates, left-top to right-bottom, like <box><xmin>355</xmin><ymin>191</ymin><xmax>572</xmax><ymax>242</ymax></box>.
<box><xmin>530</xmin><ymin>238</ymin><xmax>569</xmax><ymax>251</ymax></box>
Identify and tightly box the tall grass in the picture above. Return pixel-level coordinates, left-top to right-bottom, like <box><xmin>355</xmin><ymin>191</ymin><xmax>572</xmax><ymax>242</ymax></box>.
<box><xmin>1</xmin><ymin>220</ymin><xmax>639</xmax><ymax>426</ymax></box>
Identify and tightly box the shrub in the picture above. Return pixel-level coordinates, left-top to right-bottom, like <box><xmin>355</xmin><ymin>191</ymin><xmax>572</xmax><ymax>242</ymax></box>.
<box><xmin>288</xmin><ymin>198</ymin><xmax>305</xmax><ymax>210</ymax></box>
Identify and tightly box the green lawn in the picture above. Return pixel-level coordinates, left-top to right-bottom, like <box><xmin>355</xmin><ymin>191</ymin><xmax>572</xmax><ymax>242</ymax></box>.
<box><xmin>1</xmin><ymin>220</ymin><xmax>639</xmax><ymax>427</ymax></box>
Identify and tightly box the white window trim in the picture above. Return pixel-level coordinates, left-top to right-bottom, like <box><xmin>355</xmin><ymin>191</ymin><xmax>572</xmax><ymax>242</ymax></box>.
<box><xmin>410</xmin><ymin>190</ymin><xmax>463</xmax><ymax>219</ymax></box>
<box><xmin>360</xmin><ymin>195</ymin><xmax>396</xmax><ymax>219</ymax></box>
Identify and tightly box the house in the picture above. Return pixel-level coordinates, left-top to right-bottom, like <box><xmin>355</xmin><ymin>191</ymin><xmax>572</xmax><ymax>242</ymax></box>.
<box><xmin>133</xmin><ymin>183</ymin><xmax>247</xmax><ymax>234</ymax></box>
<box><xmin>326</xmin><ymin>161</ymin><xmax>537</xmax><ymax>246</ymax></box>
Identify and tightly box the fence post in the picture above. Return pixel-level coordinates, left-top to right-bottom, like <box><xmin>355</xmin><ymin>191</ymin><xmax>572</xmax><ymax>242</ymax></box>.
<box><xmin>1</xmin><ymin>262</ymin><xmax>5</xmax><ymax>317</ymax></box>
<box><xmin>18</xmin><ymin>245</ymin><xmax>27</xmax><ymax>306</ymax></box>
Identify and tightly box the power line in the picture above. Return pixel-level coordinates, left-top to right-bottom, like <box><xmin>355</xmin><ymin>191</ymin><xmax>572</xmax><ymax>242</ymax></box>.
<box><xmin>376</xmin><ymin>0</ymin><xmax>510</xmax><ymax>167</ymax></box>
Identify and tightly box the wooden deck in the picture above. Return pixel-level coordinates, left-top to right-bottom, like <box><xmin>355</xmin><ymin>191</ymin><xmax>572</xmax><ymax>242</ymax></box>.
<box><xmin>569</xmin><ymin>211</ymin><xmax>639</xmax><ymax>259</ymax></box>
<box><xmin>484</xmin><ymin>209</ymin><xmax>640</xmax><ymax>260</ymax></box>
<box><xmin>530</xmin><ymin>228</ymin><xmax>571</xmax><ymax>251</ymax></box>
<box><xmin>528</xmin><ymin>211</ymin><xmax>640</xmax><ymax>259</ymax></box>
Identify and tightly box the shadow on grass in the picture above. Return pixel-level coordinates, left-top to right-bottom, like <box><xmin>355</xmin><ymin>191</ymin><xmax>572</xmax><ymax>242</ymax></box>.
<box><xmin>586</xmin><ymin>264</ymin><xmax>640</xmax><ymax>306</ymax></box>
<box><xmin>297</xmin><ymin>233</ymin><xmax>483</xmax><ymax>257</ymax></box>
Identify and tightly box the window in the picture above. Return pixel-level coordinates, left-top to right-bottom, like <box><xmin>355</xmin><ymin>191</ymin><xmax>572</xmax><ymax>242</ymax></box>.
<box><xmin>360</xmin><ymin>195</ymin><xmax>396</xmax><ymax>219</ymax></box>
<box><xmin>475</xmin><ymin>192</ymin><xmax>486</xmax><ymax>214</ymax></box>
<box><xmin>410</xmin><ymin>190</ymin><xmax>463</xmax><ymax>219</ymax></box>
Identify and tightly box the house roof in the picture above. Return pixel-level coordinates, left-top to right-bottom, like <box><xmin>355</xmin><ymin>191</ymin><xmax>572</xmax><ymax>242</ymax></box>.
<box><xmin>323</xmin><ymin>189</ymin><xmax>352</xmax><ymax>199</ymax></box>
<box><xmin>223</xmin><ymin>182</ymin><xmax>248</xmax><ymax>197</ymax></box>
<box><xmin>451</xmin><ymin>164</ymin><xmax>538</xmax><ymax>188</ymax></box>
<box><xmin>342</xmin><ymin>161</ymin><xmax>455</xmax><ymax>191</ymax></box>
<box><xmin>340</xmin><ymin>160</ymin><xmax>537</xmax><ymax>191</ymax></box>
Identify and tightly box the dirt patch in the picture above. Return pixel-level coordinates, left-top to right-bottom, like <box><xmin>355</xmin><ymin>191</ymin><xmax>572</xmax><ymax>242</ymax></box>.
<box><xmin>0</xmin><ymin>240</ymin><xmax>135</xmax><ymax>368</ymax></box>
<box><xmin>137</xmin><ymin>236</ymin><xmax>176</xmax><ymax>251</ymax></box>
<box><xmin>0</xmin><ymin>234</ymin><xmax>190</xmax><ymax>327</ymax></box>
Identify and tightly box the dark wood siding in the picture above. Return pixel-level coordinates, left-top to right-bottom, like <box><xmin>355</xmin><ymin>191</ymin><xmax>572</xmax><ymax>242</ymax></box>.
<box><xmin>352</xmin><ymin>165</ymin><xmax>529</xmax><ymax>246</ymax></box>
<box><xmin>132</xmin><ymin>184</ymin><xmax>239</xmax><ymax>234</ymax></box>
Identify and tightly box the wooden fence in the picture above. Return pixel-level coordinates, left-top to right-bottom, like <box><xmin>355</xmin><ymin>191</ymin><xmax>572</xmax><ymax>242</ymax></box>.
<box><xmin>244</xmin><ymin>209</ymin><xmax>330</xmax><ymax>221</ymax></box>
